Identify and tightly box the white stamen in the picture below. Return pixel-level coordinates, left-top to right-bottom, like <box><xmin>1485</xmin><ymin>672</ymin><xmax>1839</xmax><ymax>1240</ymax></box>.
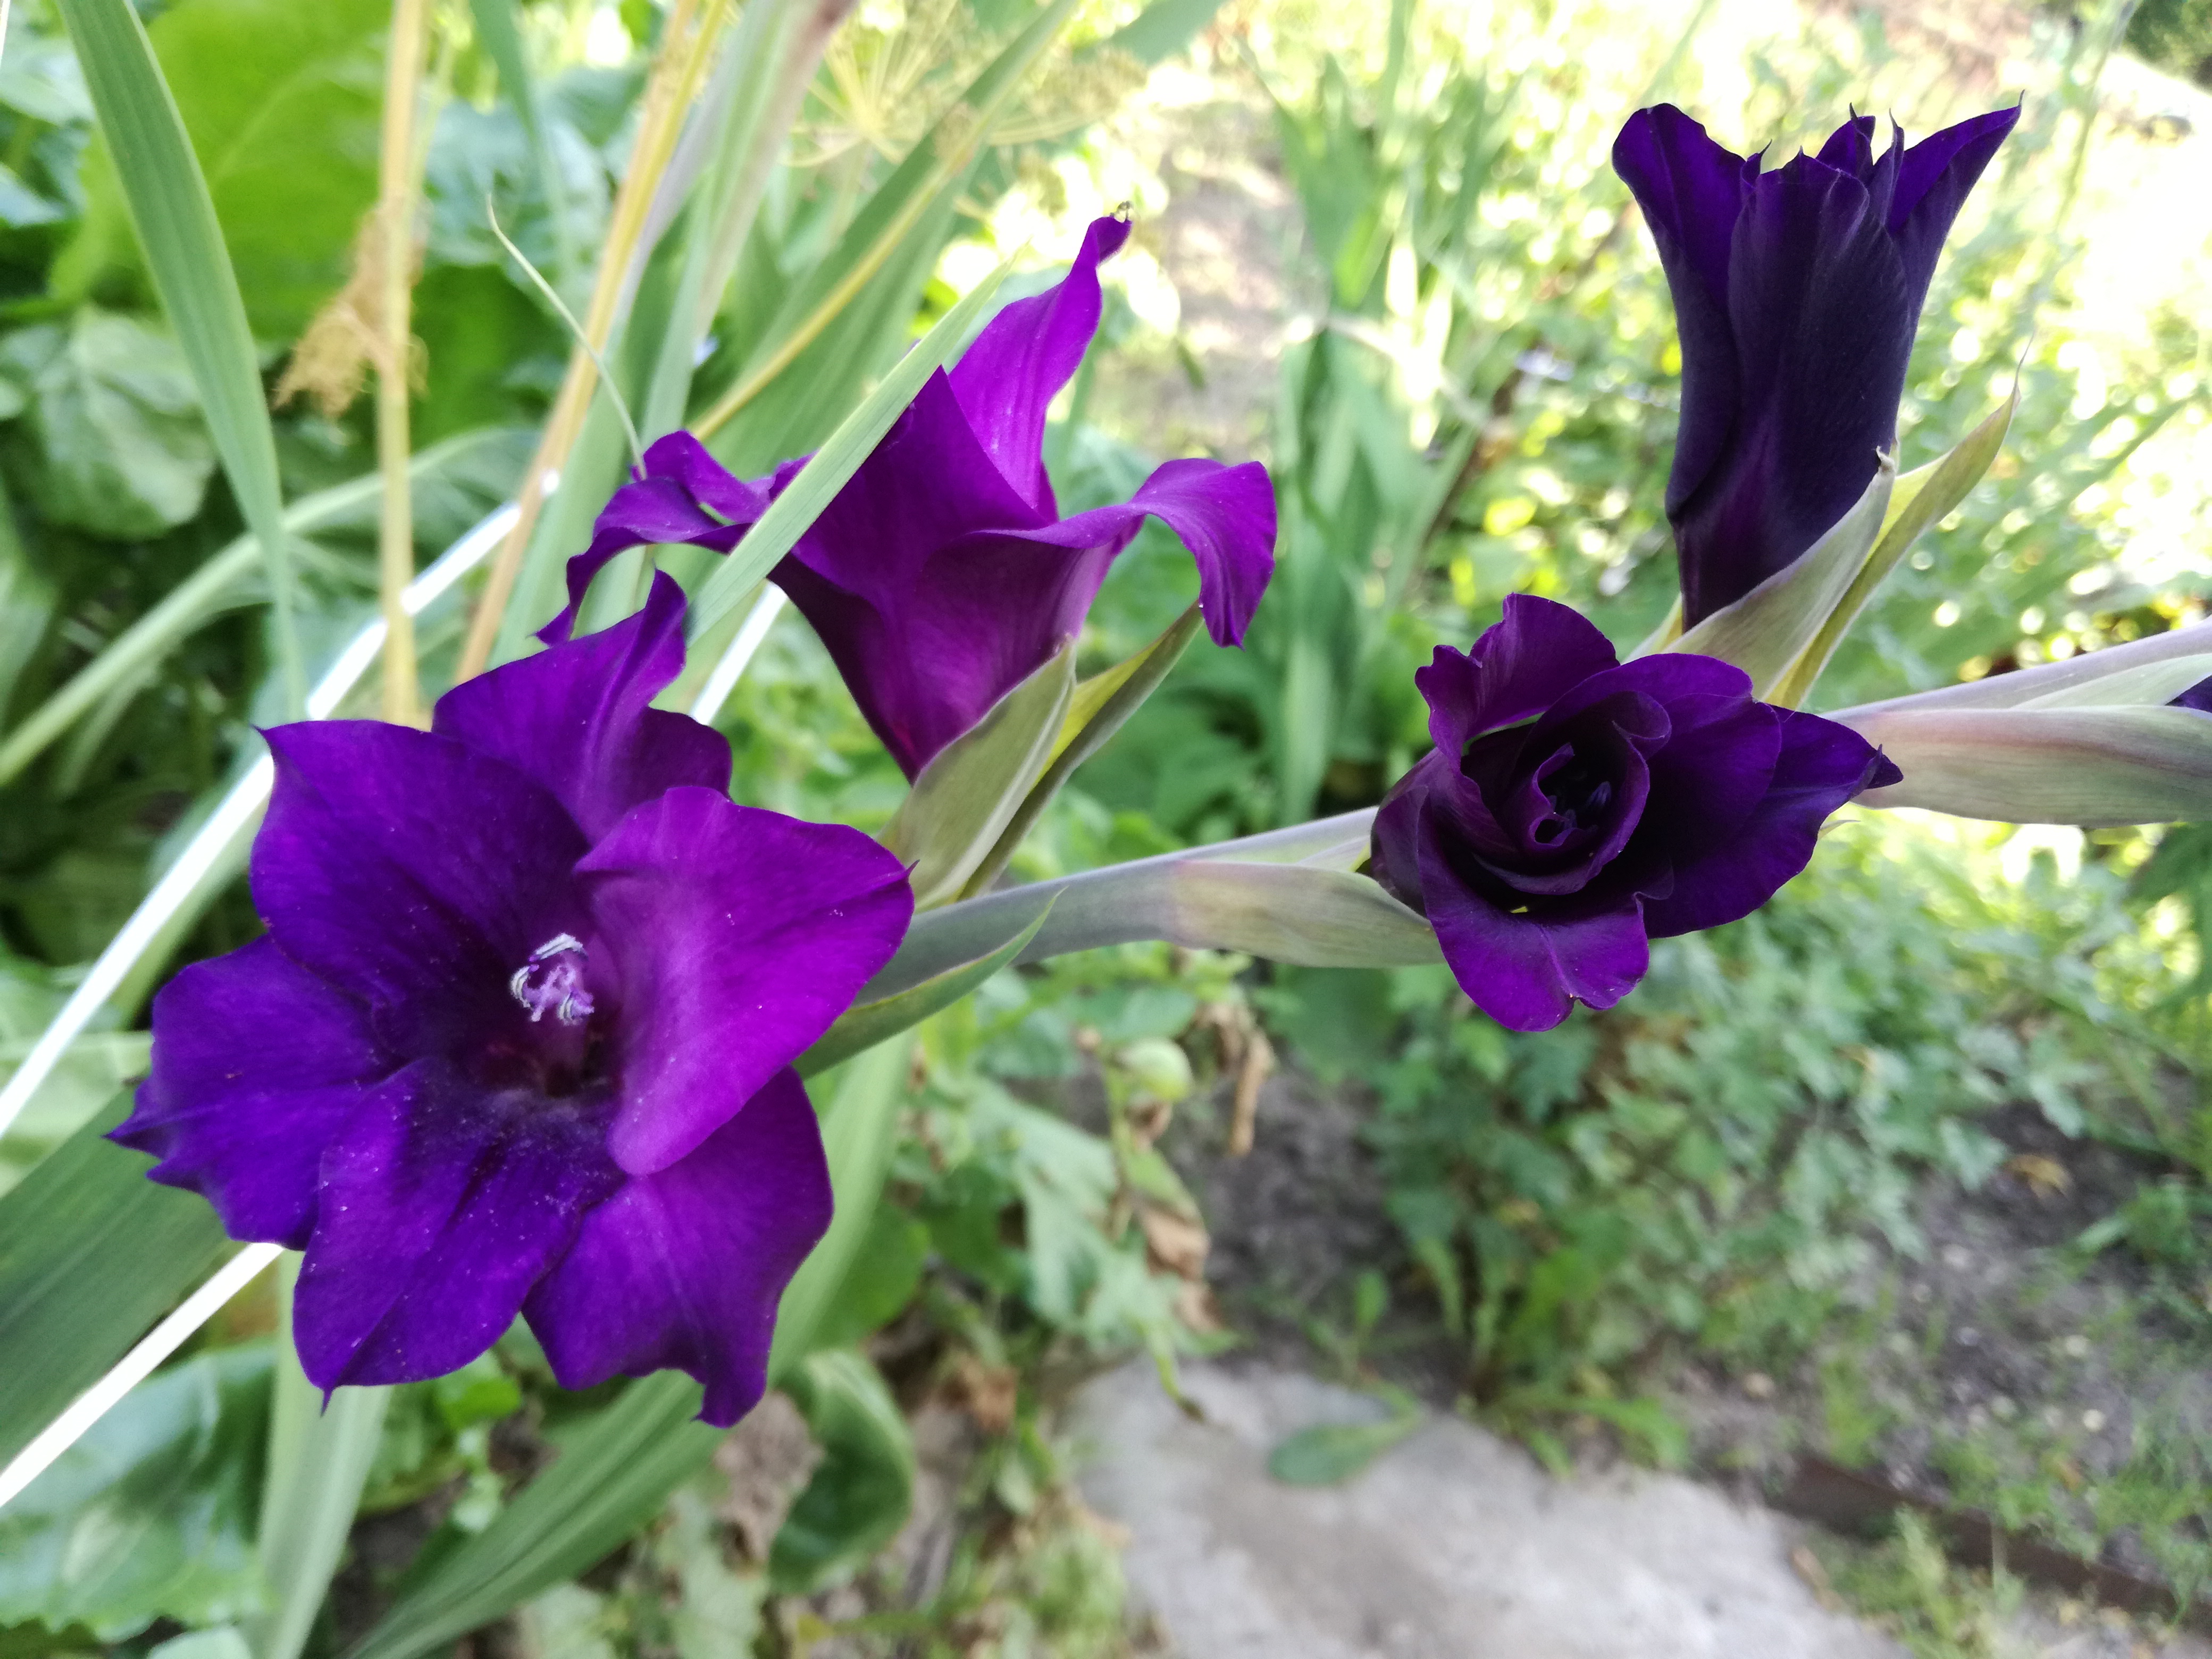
<box><xmin>510</xmin><ymin>934</ymin><xmax>595</xmax><ymax>1025</ymax></box>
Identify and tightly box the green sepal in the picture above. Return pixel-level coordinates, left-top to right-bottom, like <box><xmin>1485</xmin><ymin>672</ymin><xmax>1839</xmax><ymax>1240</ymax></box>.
<box><xmin>880</xmin><ymin>642</ymin><xmax>1077</xmax><ymax>909</ymax></box>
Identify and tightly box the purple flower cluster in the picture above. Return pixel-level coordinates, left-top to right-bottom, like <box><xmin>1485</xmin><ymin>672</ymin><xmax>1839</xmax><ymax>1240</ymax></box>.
<box><xmin>551</xmin><ymin>215</ymin><xmax>1278</xmax><ymax>778</ymax></box>
<box><xmin>114</xmin><ymin>577</ymin><xmax>912</xmax><ymax>1423</ymax></box>
<box><xmin>1613</xmin><ymin>103</ymin><xmax>2018</xmax><ymax>625</ymax></box>
<box><xmin>1371</xmin><ymin>597</ymin><xmax>1899</xmax><ymax>1032</ymax></box>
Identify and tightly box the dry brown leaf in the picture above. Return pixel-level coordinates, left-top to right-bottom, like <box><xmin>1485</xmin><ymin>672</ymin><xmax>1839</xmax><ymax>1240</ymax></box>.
<box><xmin>714</xmin><ymin>1389</ymin><xmax>821</xmax><ymax>1561</ymax></box>
<box><xmin>1138</xmin><ymin>1204</ymin><xmax>1210</xmax><ymax>1280</ymax></box>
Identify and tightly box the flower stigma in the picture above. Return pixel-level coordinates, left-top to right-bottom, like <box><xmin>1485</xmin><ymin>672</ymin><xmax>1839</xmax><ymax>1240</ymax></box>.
<box><xmin>510</xmin><ymin>933</ymin><xmax>597</xmax><ymax>1026</ymax></box>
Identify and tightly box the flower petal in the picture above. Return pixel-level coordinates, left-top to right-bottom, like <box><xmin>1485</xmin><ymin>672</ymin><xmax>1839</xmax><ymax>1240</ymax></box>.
<box><xmin>524</xmin><ymin>1067</ymin><xmax>831</xmax><ymax>1426</ymax></box>
<box><xmin>1612</xmin><ymin>106</ymin><xmax>1748</xmax><ymax>523</ymax></box>
<box><xmin>1669</xmin><ymin>153</ymin><xmax>1913</xmax><ymax>623</ymax></box>
<box><xmin>254</xmin><ymin>723</ymin><xmax>589</xmax><ymax>1052</ymax></box>
<box><xmin>1643</xmin><ymin>707</ymin><xmax>1896</xmax><ymax>936</ymax></box>
<box><xmin>1418</xmin><ymin>795</ymin><xmax>1653</xmax><ymax>1031</ymax></box>
<box><xmin>949</xmin><ymin>215</ymin><xmax>1131</xmax><ymax>516</ymax></box>
<box><xmin>292</xmin><ymin>1059</ymin><xmax>623</xmax><ymax>1390</ymax></box>
<box><xmin>112</xmin><ymin>939</ymin><xmax>390</xmax><ymax>1249</ymax></box>
<box><xmin>1889</xmin><ymin>106</ymin><xmax>2020</xmax><ymax>297</ymax></box>
<box><xmin>542</xmin><ymin>433</ymin><xmax>768</xmax><ymax>645</ymax></box>
<box><xmin>1417</xmin><ymin>595</ymin><xmax>1622</xmax><ymax>756</ymax></box>
<box><xmin>1036</xmin><ymin>457</ymin><xmax>1277</xmax><ymax>648</ymax></box>
<box><xmin>578</xmin><ymin>786</ymin><xmax>912</xmax><ymax>1174</ymax></box>
<box><xmin>437</xmin><ymin>571</ymin><xmax>731</xmax><ymax>842</ymax></box>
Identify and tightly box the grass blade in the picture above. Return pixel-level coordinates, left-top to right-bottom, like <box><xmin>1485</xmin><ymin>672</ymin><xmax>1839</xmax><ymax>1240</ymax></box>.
<box><xmin>53</xmin><ymin>0</ymin><xmax>305</xmax><ymax>717</ymax></box>
<box><xmin>0</xmin><ymin>1096</ymin><xmax>229</xmax><ymax>1470</ymax></box>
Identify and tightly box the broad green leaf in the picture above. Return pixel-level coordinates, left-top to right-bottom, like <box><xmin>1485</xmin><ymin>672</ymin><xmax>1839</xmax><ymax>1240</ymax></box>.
<box><xmin>1847</xmin><ymin>706</ymin><xmax>2212</xmax><ymax>825</ymax></box>
<box><xmin>350</xmin><ymin>1044</ymin><xmax>912</xmax><ymax>1659</ymax></box>
<box><xmin>7</xmin><ymin>311</ymin><xmax>213</xmax><ymax>538</ymax></box>
<box><xmin>881</xmin><ymin>643</ymin><xmax>1077</xmax><ymax>909</ymax></box>
<box><xmin>53</xmin><ymin>0</ymin><xmax>306</xmax><ymax>714</ymax></box>
<box><xmin>1</xmin><ymin>949</ymin><xmax>150</xmax><ymax>1195</ymax></box>
<box><xmin>1268</xmin><ymin>1405</ymin><xmax>1422</xmax><ymax>1486</ymax></box>
<box><xmin>805</xmin><ymin>1208</ymin><xmax>928</xmax><ymax>1353</ymax></box>
<box><xmin>0</xmin><ymin>1346</ymin><xmax>271</xmax><ymax>1640</ymax></box>
<box><xmin>1768</xmin><ymin>391</ymin><xmax>2016</xmax><ymax>707</ymax></box>
<box><xmin>151</xmin><ymin>1630</ymin><xmax>252</xmax><ymax>1659</ymax></box>
<box><xmin>2014</xmin><ymin>653</ymin><xmax>2212</xmax><ymax>709</ymax></box>
<box><xmin>0</xmin><ymin>1095</ymin><xmax>230</xmax><ymax>1469</ymax></box>
<box><xmin>60</xmin><ymin>0</ymin><xmax>387</xmax><ymax>339</ymax></box>
<box><xmin>769</xmin><ymin>1351</ymin><xmax>915</xmax><ymax>1595</ymax></box>
<box><xmin>1102</xmin><ymin>0</ymin><xmax>1233</xmax><ymax>62</ymax></box>
<box><xmin>247</xmin><ymin>1257</ymin><xmax>389</xmax><ymax>1659</ymax></box>
<box><xmin>0</xmin><ymin>427</ymin><xmax>522</xmax><ymax>787</ymax></box>
<box><xmin>798</xmin><ymin>894</ymin><xmax>1053</xmax><ymax>1077</ymax></box>
<box><xmin>684</xmin><ymin>257</ymin><xmax>1012</xmax><ymax>642</ymax></box>
<box><xmin>961</xmin><ymin>605</ymin><xmax>1205</xmax><ymax>900</ymax></box>
<box><xmin>1671</xmin><ymin>458</ymin><xmax>1893</xmax><ymax>701</ymax></box>
<box><xmin>465</xmin><ymin>0</ymin><xmax>571</xmax><ymax>274</ymax></box>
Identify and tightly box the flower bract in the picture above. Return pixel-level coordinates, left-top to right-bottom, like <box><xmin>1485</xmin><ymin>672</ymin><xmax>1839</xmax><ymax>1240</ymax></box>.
<box><xmin>1613</xmin><ymin>102</ymin><xmax>2018</xmax><ymax>627</ymax></box>
<box><xmin>548</xmin><ymin>215</ymin><xmax>1278</xmax><ymax>778</ymax></box>
<box><xmin>112</xmin><ymin>575</ymin><xmax>914</xmax><ymax>1424</ymax></box>
<box><xmin>1370</xmin><ymin>595</ymin><xmax>1900</xmax><ymax>1032</ymax></box>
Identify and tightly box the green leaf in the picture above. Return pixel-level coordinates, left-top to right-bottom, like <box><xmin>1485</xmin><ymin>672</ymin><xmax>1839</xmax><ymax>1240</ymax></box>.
<box><xmin>1671</xmin><ymin>458</ymin><xmax>1893</xmax><ymax>701</ymax></box>
<box><xmin>1267</xmin><ymin>1405</ymin><xmax>1422</xmax><ymax>1486</ymax></box>
<box><xmin>806</xmin><ymin>1208</ymin><xmax>928</xmax><ymax>1353</ymax></box>
<box><xmin>769</xmin><ymin>1351</ymin><xmax>915</xmax><ymax>1595</ymax></box>
<box><xmin>1847</xmin><ymin>705</ymin><xmax>2212</xmax><ymax>825</ymax></box>
<box><xmin>0</xmin><ymin>1346</ymin><xmax>271</xmax><ymax>1640</ymax></box>
<box><xmin>8</xmin><ymin>310</ymin><xmax>214</xmax><ymax>538</ymax></box>
<box><xmin>60</xmin><ymin>0</ymin><xmax>387</xmax><ymax>340</ymax></box>
<box><xmin>962</xmin><ymin>605</ymin><xmax>1205</xmax><ymax>901</ymax></box>
<box><xmin>350</xmin><ymin>1045</ymin><xmax>912</xmax><ymax>1659</ymax></box>
<box><xmin>882</xmin><ymin>643</ymin><xmax>1077</xmax><ymax>909</ymax></box>
<box><xmin>1767</xmin><ymin>392</ymin><xmax>2015</xmax><ymax>708</ymax></box>
<box><xmin>798</xmin><ymin>895</ymin><xmax>1053</xmax><ymax>1078</ymax></box>
<box><xmin>685</xmin><ymin>258</ymin><xmax>1013</xmax><ymax>641</ymax></box>
<box><xmin>1830</xmin><ymin>621</ymin><xmax>2212</xmax><ymax>718</ymax></box>
<box><xmin>53</xmin><ymin>0</ymin><xmax>307</xmax><ymax>714</ymax></box>
<box><xmin>247</xmin><ymin>1257</ymin><xmax>390</xmax><ymax>1659</ymax></box>
<box><xmin>0</xmin><ymin>1095</ymin><xmax>230</xmax><ymax>1469</ymax></box>
<box><xmin>0</xmin><ymin>428</ymin><xmax>520</xmax><ymax>787</ymax></box>
<box><xmin>2014</xmin><ymin>653</ymin><xmax>2212</xmax><ymax>709</ymax></box>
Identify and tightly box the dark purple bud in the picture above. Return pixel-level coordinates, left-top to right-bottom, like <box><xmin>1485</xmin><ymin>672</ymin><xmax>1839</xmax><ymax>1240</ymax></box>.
<box><xmin>1613</xmin><ymin>102</ymin><xmax>2018</xmax><ymax>626</ymax></box>
<box><xmin>546</xmin><ymin>216</ymin><xmax>1279</xmax><ymax>780</ymax></box>
<box><xmin>1372</xmin><ymin>596</ymin><xmax>1900</xmax><ymax>1031</ymax></box>
<box><xmin>2173</xmin><ymin>674</ymin><xmax>2212</xmax><ymax>714</ymax></box>
<box><xmin>114</xmin><ymin>575</ymin><xmax>914</xmax><ymax>1425</ymax></box>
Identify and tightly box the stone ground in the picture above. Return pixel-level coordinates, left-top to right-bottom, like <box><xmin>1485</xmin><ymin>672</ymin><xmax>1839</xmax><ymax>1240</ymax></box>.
<box><xmin>1070</xmin><ymin>1361</ymin><xmax>2212</xmax><ymax>1659</ymax></box>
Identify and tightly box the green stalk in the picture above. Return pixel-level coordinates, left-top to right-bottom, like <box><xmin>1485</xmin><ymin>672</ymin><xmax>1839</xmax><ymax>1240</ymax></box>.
<box><xmin>374</xmin><ymin>0</ymin><xmax>433</xmax><ymax>725</ymax></box>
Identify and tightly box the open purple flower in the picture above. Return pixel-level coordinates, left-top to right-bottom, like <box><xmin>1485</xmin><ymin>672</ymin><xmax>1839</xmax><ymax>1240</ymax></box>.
<box><xmin>548</xmin><ymin>215</ymin><xmax>1278</xmax><ymax>778</ymax></box>
<box><xmin>1613</xmin><ymin>102</ymin><xmax>2018</xmax><ymax>627</ymax></box>
<box><xmin>1371</xmin><ymin>596</ymin><xmax>1900</xmax><ymax>1031</ymax></box>
<box><xmin>113</xmin><ymin>575</ymin><xmax>912</xmax><ymax>1423</ymax></box>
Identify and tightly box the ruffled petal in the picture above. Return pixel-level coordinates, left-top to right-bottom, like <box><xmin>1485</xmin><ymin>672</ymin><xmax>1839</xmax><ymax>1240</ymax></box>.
<box><xmin>1418</xmin><ymin>795</ymin><xmax>1654</xmax><ymax>1031</ymax></box>
<box><xmin>1034</xmin><ymin>457</ymin><xmax>1277</xmax><ymax>648</ymax></box>
<box><xmin>254</xmin><ymin>723</ymin><xmax>589</xmax><ymax>1053</ymax></box>
<box><xmin>113</xmin><ymin>939</ymin><xmax>390</xmax><ymax>1249</ymax></box>
<box><xmin>292</xmin><ymin>1058</ymin><xmax>623</xmax><ymax>1390</ymax></box>
<box><xmin>524</xmin><ymin>1068</ymin><xmax>832</xmax><ymax>1426</ymax></box>
<box><xmin>949</xmin><ymin>215</ymin><xmax>1131</xmax><ymax>517</ymax></box>
<box><xmin>438</xmin><ymin>571</ymin><xmax>731</xmax><ymax>842</ymax></box>
<box><xmin>1643</xmin><ymin>708</ymin><xmax>1897</xmax><ymax>937</ymax></box>
<box><xmin>577</xmin><ymin>786</ymin><xmax>912</xmax><ymax>1174</ymax></box>
<box><xmin>1417</xmin><ymin>596</ymin><xmax>1622</xmax><ymax>757</ymax></box>
<box><xmin>542</xmin><ymin>433</ymin><xmax>768</xmax><ymax>645</ymax></box>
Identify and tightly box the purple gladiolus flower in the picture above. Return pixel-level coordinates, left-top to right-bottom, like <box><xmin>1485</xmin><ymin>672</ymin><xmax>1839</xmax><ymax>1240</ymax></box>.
<box><xmin>548</xmin><ymin>215</ymin><xmax>1278</xmax><ymax>779</ymax></box>
<box><xmin>1370</xmin><ymin>596</ymin><xmax>1900</xmax><ymax>1032</ymax></box>
<box><xmin>1613</xmin><ymin>102</ymin><xmax>2018</xmax><ymax>627</ymax></box>
<box><xmin>112</xmin><ymin>575</ymin><xmax>913</xmax><ymax>1423</ymax></box>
